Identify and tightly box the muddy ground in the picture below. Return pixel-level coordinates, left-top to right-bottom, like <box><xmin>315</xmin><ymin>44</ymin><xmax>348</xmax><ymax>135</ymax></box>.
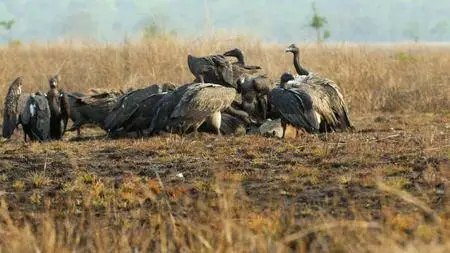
<box><xmin>0</xmin><ymin>113</ymin><xmax>448</xmax><ymax>224</ymax></box>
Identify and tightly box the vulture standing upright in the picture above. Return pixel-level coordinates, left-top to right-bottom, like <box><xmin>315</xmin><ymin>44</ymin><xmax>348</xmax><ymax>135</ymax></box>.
<box><xmin>19</xmin><ymin>92</ymin><xmax>51</xmax><ymax>141</ymax></box>
<box><xmin>282</xmin><ymin>44</ymin><xmax>353</xmax><ymax>132</ymax></box>
<box><xmin>187</xmin><ymin>54</ymin><xmax>235</xmax><ymax>88</ymax></box>
<box><xmin>46</xmin><ymin>75</ymin><xmax>70</xmax><ymax>140</ymax></box>
<box><xmin>149</xmin><ymin>83</ymin><xmax>236</xmax><ymax>135</ymax></box>
<box><xmin>2</xmin><ymin>76</ymin><xmax>23</xmax><ymax>138</ymax></box>
<box><xmin>270</xmin><ymin>73</ymin><xmax>353</xmax><ymax>136</ymax></box>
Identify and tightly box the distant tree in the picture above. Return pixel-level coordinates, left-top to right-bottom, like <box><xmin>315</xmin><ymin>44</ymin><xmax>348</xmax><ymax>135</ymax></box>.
<box><xmin>309</xmin><ymin>2</ymin><xmax>330</xmax><ymax>43</ymax></box>
<box><xmin>0</xmin><ymin>19</ymin><xmax>15</xmax><ymax>30</ymax></box>
<box><xmin>431</xmin><ymin>21</ymin><xmax>448</xmax><ymax>40</ymax></box>
<box><xmin>0</xmin><ymin>19</ymin><xmax>15</xmax><ymax>44</ymax></box>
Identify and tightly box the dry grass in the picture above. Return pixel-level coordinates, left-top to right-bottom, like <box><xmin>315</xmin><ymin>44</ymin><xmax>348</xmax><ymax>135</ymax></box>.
<box><xmin>0</xmin><ymin>36</ymin><xmax>449</xmax><ymax>115</ymax></box>
<box><xmin>0</xmin><ymin>37</ymin><xmax>449</xmax><ymax>252</ymax></box>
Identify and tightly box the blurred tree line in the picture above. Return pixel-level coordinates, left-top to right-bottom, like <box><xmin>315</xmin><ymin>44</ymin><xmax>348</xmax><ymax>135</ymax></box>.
<box><xmin>0</xmin><ymin>0</ymin><xmax>448</xmax><ymax>43</ymax></box>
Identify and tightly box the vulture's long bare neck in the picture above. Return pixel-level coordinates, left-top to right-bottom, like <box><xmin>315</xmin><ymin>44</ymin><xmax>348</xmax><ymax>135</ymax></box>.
<box><xmin>235</xmin><ymin>51</ymin><xmax>245</xmax><ymax>65</ymax></box>
<box><xmin>293</xmin><ymin>51</ymin><xmax>309</xmax><ymax>76</ymax></box>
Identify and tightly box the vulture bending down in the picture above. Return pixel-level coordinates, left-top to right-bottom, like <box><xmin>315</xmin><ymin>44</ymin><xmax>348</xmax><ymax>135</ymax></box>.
<box><xmin>104</xmin><ymin>83</ymin><xmax>175</xmax><ymax>137</ymax></box>
<box><xmin>64</xmin><ymin>91</ymin><xmax>120</xmax><ymax>135</ymax></box>
<box><xmin>223</xmin><ymin>48</ymin><xmax>262</xmax><ymax>90</ymax></box>
<box><xmin>19</xmin><ymin>92</ymin><xmax>51</xmax><ymax>141</ymax></box>
<box><xmin>149</xmin><ymin>83</ymin><xmax>236</xmax><ymax>135</ymax></box>
<box><xmin>110</xmin><ymin>93</ymin><xmax>167</xmax><ymax>137</ymax></box>
<box><xmin>187</xmin><ymin>54</ymin><xmax>235</xmax><ymax>88</ymax></box>
<box><xmin>238</xmin><ymin>74</ymin><xmax>275</xmax><ymax>123</ymax></box>
<box><xmin>2</xmin><ymin>76</ymin><xmax>23</xmax><ymax>138</ymax></box>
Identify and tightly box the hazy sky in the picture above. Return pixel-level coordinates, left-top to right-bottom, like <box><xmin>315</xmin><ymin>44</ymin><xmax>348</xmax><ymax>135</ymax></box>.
<box><xmin>0</xmin><ymin>0</ymin><xmax>449</xmax><ymax>43</ymax></box>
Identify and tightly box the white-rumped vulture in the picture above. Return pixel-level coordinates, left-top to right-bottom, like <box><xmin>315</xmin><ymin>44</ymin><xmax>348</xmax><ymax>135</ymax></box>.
<box><xmin>187</xmin><ymin>54</ymin><xmax>235</xmax><ymax>88</ymax></box>
<box><xmin>46</xmin><ymin>75</ymin><xmax>70</xmax><ymax>140</ymax></box>
<box><xmin>270</xmin><ymin>72</ymin><xmax>353</xmax><ymax>136</ymax></box>
<box><xmin>149</xmin><ymin>83</ymin><xmax>236</xmax><ymax>135</ymax></box>
<box><xmin>19</xmin><ymin>92</ymin><xmax>51</xmax><ymax>141</ymax></box>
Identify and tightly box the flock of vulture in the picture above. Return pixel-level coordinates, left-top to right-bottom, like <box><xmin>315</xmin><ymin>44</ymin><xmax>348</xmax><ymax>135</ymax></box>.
<box><xmin>2</xmin><ymin>44</ymin><xmax>353</xmax><ymax>142</ymax></box>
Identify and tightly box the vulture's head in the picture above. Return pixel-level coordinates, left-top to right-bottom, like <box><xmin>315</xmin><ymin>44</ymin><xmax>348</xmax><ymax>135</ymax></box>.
<box><xmin>161</xmin><ymin>82</ymin><xmax>177</xmax><ymax>92</ymax></box>
<box><xmin>49</xmin><ymin>75</ymin><xmax>60</xmax><ymax>89</ymax></box>
<box><xmin>284</xmin><ymin>44</ymin><xmax>299</xmax><ymax>54</ymax></box>
<box><xmin>279</xmin><ymin>72</ymin><xmax>295</xmax><ymax>88</ymax></box>
<box><xmin>11</xmin><ymin>76</ymin><xmax>24</xmax><ymax>90</ymax></box>
<box><xmin>223</xmin><ymin>48</ymin><xmax>243</xmax><ymax>58</ymax></box>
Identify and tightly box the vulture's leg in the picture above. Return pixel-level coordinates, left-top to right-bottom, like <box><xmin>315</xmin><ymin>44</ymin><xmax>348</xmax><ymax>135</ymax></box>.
<box><xmin>199</xmin><ymin>74</ymin><xmax>205</xmax><ymax>83</ymax></box>
<box><xmin>189</xmin><ymin>120</ymin><xmax>206</xmax><ymax>137</ymax></box>
<box><xmin>281</xmin><ymin>120</ymin><xmax>287</xmax><ymax>139</ymax></box>
<box><xmin>209</xmin><ymin>111</ymin><xmax>222</xmax><ymax>136</ymax></box>
<box><xmin>76</xmin><ymin>128</ymin><xmax>81</xmax><ymax>137</ymax></box>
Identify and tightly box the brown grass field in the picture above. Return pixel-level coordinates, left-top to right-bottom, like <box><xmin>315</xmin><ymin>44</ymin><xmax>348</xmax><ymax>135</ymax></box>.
<box><xmin>0</xmin><ymin>36</ymin><xmax>449</xmax><ymax>252</ymax></box>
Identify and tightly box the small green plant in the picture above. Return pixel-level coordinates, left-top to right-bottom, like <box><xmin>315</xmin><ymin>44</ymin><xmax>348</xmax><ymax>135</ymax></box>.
<box><xmin>29</xmin><ymin>191</ymin><xmax>42</xmax><ymax>204</ymax></box>
<box><xmin>0</xmin><ymin>174</ymin><xmax>7</xmax><ymax>182</ymax></box>
<box><xmin>30</xmin><ymin>172</ymin><xmax>51</xmax><ymax>188</ymax></box>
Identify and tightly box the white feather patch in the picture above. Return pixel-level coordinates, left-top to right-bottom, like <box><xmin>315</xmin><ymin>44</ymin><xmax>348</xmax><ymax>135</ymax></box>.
<box><xmin>30</xmin><ymin>104</ymin><xmax>36</xmax><ymax>117</ymax></box>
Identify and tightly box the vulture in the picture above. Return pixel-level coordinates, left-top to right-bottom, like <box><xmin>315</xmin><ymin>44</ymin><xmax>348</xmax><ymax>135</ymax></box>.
<box><xmin>2</xmin><ymin>76</ymin><xmax>23</xmax><ymax>138</ymax></box>
<box><xmin>46</xmin><ymin>75</ymin><xmax>70</xmax><ymax>140</ymax></box>
<box><xmin>149</xmin><ymin>83</ymin><xmax>236</xmax><ymax>135</ymax></box>
<box><xmin>284</xmin><ymin>43</ymin><xmax>353</xmax><ymax>132</ymax></box>
<box><xmin>270</xmin><ymin>72</ymin><xmax>353</xmax><ymax>136</ymax></box>
<box><xmin>64</xmin><ymin>91</ymin><xmax>121</xmax><ymax>135</ymax></box>
<box><xmin>104</xmin><ymin>83</ymin><xmax>176</xmax><ymax>137</ymax></box>
<box><xmin>237</xmin><ymin>74</ymin><xmax>275</xmax><ymax>123</ymax></box>
<box><xmin>109</xmin><ymin>93</ymin><xmax>167</xmax><ymax>137</ymax></box>
<box><xmin>187</xmin><ymin>54</ymin><xmax>235</xmax><ymax>88</ymax></box>
<box><xmin>284</xmin><ymin>44</ymin><xmax>310</xmax><ymax>75</ymax></box>
<box><xmin>19</xmin><ymin>92</ymin><xmax>51</xmax><ymax>141</ymax></box>
<box><xmin>223</xmin><ymin>48</ymin><xmax>261</xmax><ymax>70</ymax></box>
<box><xmin>223</xmin><ymin>48</ymin><xmax>262</xmax><ymax>90</ymax></box>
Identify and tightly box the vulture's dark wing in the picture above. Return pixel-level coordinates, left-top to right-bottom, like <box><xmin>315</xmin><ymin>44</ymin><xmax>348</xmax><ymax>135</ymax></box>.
<box><xmin>122</xmin><ymin>93</ymin><xmax>167</xmax><ymax>133</ymax></box>
<box><xmin>149</xmin><ymin>83</ymin><xmax>193</xmax><ymax>134</ymax></box>
<box><xmin>188</xmin><ymin>55</ymin><xmax>234</xmax><ymax>87</ymax></box>
<box><xmin>104</xmin><ymin>85</ymin><xmax>168</xmax><ymax>132</ymax></box>
<box><xmin>33</xmin><ymin>94</ymin><xmax>51</xmax><ymax>141</ymax></box>
<box><xmin>19</xmin><ymin>94</ymin><xmax>32</xmax><ymax>126</ymax></box>
<box><xmin>270</xmin><ymin>87</ymin><xmax>320</xmax><ymax>133</ymax></box>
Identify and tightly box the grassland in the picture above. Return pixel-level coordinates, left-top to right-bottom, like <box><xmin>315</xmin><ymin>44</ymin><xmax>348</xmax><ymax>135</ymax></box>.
<box><xmin>0</xmin><ymin>37</ymin><xmax>449</xmax><ymax>252</ymax></box>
